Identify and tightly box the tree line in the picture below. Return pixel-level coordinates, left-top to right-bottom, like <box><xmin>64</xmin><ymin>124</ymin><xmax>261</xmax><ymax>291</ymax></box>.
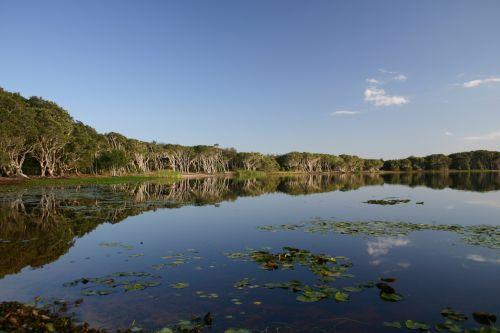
<box><xmin>381</xmin><ymin>151</ymin><xmax>500</xmax><ymax>171</ymax></box>
<box><xmin>0</xmin><ymin>87</ymin><xmax>498</xmax><ymax>177</ymax></box>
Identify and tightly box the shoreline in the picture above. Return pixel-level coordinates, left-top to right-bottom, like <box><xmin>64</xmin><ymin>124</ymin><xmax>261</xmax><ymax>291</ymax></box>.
<box><xmin>0</xmin><ymin>170</ymin><xmax>498</xmax><ymax>187</ymax></box>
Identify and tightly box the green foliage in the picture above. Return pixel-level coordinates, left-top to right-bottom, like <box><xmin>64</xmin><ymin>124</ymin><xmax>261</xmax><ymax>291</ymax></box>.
<box><xmin>425</xmin><ymin>154</ymin><xmax>452</xmax><ymax>170</ymax></box>
<box><xmin>383</xmin><ymin>151</ymin><xmax>499</xmax><ymax>171</ymax></box>
<box><xmin>94</xmin><ymin>150</ymin><xmax>128</xmax><ymax>174</ymax></box>
<box><xmin>0</xmin><ymin>87</ymin><xmax>498</xmax><ymax>178</ymax></box>
<box><xmin>363</xmin><ymin>159</ymin><xmax>384</xmax><ymax>172</ymax></box>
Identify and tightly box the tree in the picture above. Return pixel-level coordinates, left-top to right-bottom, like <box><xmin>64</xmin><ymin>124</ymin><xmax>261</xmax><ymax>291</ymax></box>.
<box><xmin>1</xmin><ymin>87</ymin><xmax>499</xmax><ymax>178</ymax></box>
<box><xmin>449</xmin><ymin>152</ymin><xmax>471</xmax><ymax>170</ymax></box>
<box><xmin>339</xmin><ymin>155</ymin><xmax>364</xmax><ymax>172</ymax></box>
<box><xmin>94</xmin><ymin>150</ymin><xmax>128</xmax><ymax>175</ymax></box>
<box><xmin>0</xmin><ymin>89</ymin><xmax>36</xmax><ymax>177</ymax></box>
<box><xmin>29</xmin><ymin>97</ymin><xmax>74</xmax><ymax>177</ymax></box>
<box><xmin>399</xmin><ymin>158</ymin><xmax>413</xmax><ymax>171</ymax></box>
<box><xmin>363</xmin><ymin>159</ymin><xmax>383</xmax><ymax>172</ymax></box>
<box><xmin>237</xmin><ymin>152</ymin><xmax>265</xmax><ymax>171</ymax></box>
<box><xmin>60</xmin><ymin>122</ymin><xmax>102</xmax><ymax>175</ymax></box>
<box><xmin>276</xmin><ymin>152</ymin><xmax>302</xmax><ymax>171</ymax></box>
<box><xmin>424</xmin><ymin>154</ymin><xmax>451</xmax><ymax>171</ymax></box>
<box><xmin>408</xmin><ymin>156</ymin><xmax>425</xmax><ymax>170</ymax></box>
<box><xmin>470</xmin><ymin>150</ymin><xmax>500</xmax><ymax>170</ymax></box>
<box><xmin>382</xmin><ymin>160</ymin><xmax>401</xmax><ymax>171</ymax></box>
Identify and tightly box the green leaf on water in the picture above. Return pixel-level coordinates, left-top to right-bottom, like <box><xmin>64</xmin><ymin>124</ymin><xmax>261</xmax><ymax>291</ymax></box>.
<box><xmin>380</xmin><ymin>292</ymin><xmax>403</xmax><ymax>302</ymax></box>
<box><xmin>380</xmin><ymin>277</ymin><xmax>397</xmax><ymax>283</ymax></box>
<box><xmin>383</xmin><ymin>321</ymin><xmax>402</xmax><ymax>329</ymax></box>
<box><xmin>441</xmin><ymin>307</ymin><xmax>468</xmax><ymax>322</ymax></box>
<box><xmin>365</xmin><ymin>199</ymin><xmax>411</xmax><ymax>205</ymax></box>
<box><xmin>156</xmin><ymin>328</ymin><xmax>174</xmax><ymax>333</ymax></box>
<box><xmin>472</xmin><ymin>311</ymin><xmax>497</xmax><ymax>326</ymax></box>
<box><xmin>334</xmin><ymin>291</ymin><xmax>349</xmax><ymax>302</ymax></box>
<box><xmin>124</xmin><ymin>283</ymin><xmax>146</xmax><ymax>291</ymax></box>
<box><xmin>435</xmin><ymin>321</ymin><xmax>462</xmax><ymax>332</ymax></box>
<box><xmin>405</xmin><ymin>320</ymin><xmax>429</xmax><ymax>330</ymax></box>
<box><xmin>170</xmin><ymin>282</ymin><xmax>189</xmax><ymax>289</ymax></box>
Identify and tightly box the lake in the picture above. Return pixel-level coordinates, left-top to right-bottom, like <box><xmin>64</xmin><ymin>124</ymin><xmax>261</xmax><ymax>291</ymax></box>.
<box><xmin>0</xmin><ymin>172</ymin><xmax>499</xmax><ymax>332</ymax></box>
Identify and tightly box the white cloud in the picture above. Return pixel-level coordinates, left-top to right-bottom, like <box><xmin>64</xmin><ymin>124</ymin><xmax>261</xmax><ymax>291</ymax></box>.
<box><xmin>331</xmin><ymin>110</ymin><xmax>360</xmax><ymax>116</ymax></box>
<box><xmin>364</xmin><ymin>87</ymin><xmax>409</xmax><ymax>107</ymax></box>
<box><xmin>467</xmin><ymin>254</ymin><xmax>486</xmax><ymax>262</ymax></box>
<box><xmin>367</xmin><ymin>238</ymin><xmax>410</xmax><ymax>257</ymax></box>
<box><xmin>444</xmin><ymin>131</ymin><xmax>454</xmax><ymax>136</ymax></box>
<box><xmin>397</xmin><ymin>262</ymin><xmax>411</xmax><ymax>268</ymax></box>
<box><xmin>464</xmin><ymin>131</ymin><xmax>500</xmax><ymax>141</ymax></box>
<box><xmin>462</xmin><ymin>77</ymin><xmax>500</xmax><ymax>88</ymax></box>
<box><xmin>369</xmin><ymin>259</ymin><xmax>383</xmax><ymax>266</ymax></box>
<box><xmin>393</xmin><ymin>74</ymin><xmax>407</xmax><ymax>81</ymax></box>
<box><xmin>378</xmin><ymin>68</ymin><xmax>398</xmax><ymax>74</ymax></box>
<box><xmin>370</xmin><ymin>71</ymin><xmax>408</xmax><ymax>83</ymax></box>
<box><xmin>466</xmin><ymin>254</ymin><xmax>500</xmax><ymax>264</ymax></box>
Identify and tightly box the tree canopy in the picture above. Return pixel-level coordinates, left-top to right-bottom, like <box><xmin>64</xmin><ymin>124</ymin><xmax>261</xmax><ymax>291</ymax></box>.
<box><xmin>0</xmin><ymin>87</ymin><xmax>498</xmax><ymax>177</ymax></box>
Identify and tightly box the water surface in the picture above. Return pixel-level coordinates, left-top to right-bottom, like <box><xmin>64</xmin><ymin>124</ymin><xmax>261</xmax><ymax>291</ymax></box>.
<box><xmin>0</xmin><ymin>173</ymin><xmax>498</xmax><ymax>332</ymax></box>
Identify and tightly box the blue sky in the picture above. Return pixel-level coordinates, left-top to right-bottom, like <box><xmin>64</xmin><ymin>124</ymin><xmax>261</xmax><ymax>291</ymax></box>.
<box><xmin>1</xmin><ymin>1</ymin><xmax>499</xmax><ymax>159</ymax></box>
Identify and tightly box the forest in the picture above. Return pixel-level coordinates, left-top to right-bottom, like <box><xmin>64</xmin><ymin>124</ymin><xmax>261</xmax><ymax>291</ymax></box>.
<box><xmin>1</xmin><ymin>87</ymin><xmax>499</xmax><ymax>178</ymax></box>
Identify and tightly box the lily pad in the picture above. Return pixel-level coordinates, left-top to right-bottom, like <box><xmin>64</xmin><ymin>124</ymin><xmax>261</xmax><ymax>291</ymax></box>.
<box><xmin>472</xmin><ymin>312</ymin><xmax>497</xmax><ymax>326</ymax></box>
<box><xmin>380</xmin><ymin>292</ymin><xmax>404</xmax><ymax>302</ymax></box>
<box><xmin>169</xmin><ymin>282</ymin><xmax>189</xmax><ymax>289</ymax></box>
<box><xmin>365</xmin><ymin>199</ymin><xmax>411</xmax><ymax>205</ymax></box>
<box><xmin>384</xmin><ymin>321</ymin><xmax>403</xmax><ymax>328</ymax></box>
<box><xmin>441</xmin><ymin>307</ymin><xmax>468</xmax><ymax>322</ymax></box>
<box><xmin>405</xmin><ymin>320</ymin><xmax>429</xmax><ymax>330</ymax></box>
<box><xmin>334</xmin><ymin>291</ymin><xmax>350</xmax><ymax>302</ymax></box>
<box><xmin>258</xmin><ymin>219</ymin><xmax>500</xmax><ymax>249</ymax></box>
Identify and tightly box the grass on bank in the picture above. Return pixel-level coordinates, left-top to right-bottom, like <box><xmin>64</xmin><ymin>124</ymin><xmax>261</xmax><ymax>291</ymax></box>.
<box><xmin>1</xmin><ymin>169</ymin><xmax>498</xmax><ymax>188</ymax></box>
<box><xmin>3</xmin><ymin>170</ymin><xmax>182</xmax><ymax>188</ymax></box>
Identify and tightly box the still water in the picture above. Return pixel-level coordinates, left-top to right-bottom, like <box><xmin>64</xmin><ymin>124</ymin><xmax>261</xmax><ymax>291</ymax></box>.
<box><xmin>0</xmin><ymin>173</ymin><xmax>499</xmax><ymax>332</ymax></box>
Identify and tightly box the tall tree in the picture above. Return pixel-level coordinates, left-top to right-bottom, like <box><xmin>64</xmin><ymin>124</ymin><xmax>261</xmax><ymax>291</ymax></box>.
<box><xmin>29</xmin><ymin>97</ymin><xmax>74</xmax><ymax>177</ymax></box>
<box><xmin>0</xmin><ymin>89</ymin><xmax>36</xmax><ymax>177</ymax></box>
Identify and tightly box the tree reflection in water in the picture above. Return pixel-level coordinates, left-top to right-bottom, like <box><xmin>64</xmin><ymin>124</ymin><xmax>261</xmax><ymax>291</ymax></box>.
<box><xmin>0</xmin><ymin>172</ymin><xmax>498</xmax><ymax>278</ymax></box>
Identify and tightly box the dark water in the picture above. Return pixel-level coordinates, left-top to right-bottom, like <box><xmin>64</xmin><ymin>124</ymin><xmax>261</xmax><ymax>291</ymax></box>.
<box><xmin>0</xmin><ymin>173</ymin><xmax>499</xmax><ymax>332</ymax></box>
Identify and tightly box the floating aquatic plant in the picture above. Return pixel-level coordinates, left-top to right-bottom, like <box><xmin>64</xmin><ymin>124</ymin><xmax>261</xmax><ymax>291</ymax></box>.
<box><xmin>196</xmin><ymin>291</ymin><xmax>219</xmax><ymax>299</ymax></box>
<box><xmin>226</xmin><ymin>247</ymin><xmax>385</xmax><ymax>304</ymax></box>
<box><xmin>170</xmin><ymin>282</ymin><xmax>189</xmax><ymax>289</ymax></box>
<box><xmin>384</xmin><ymin>308</ymin><xmax>498</xmax><ymax>332</ymax></box>
<box><xmin>258</xmin><ymin>219</ymin><xmax>500</xmax><ymax>249</ymax></box>
<box><xmin>472</xmin><ymin>312</ymin><xmax>497</xmax><ymax>326</ymax></box>
<box><xmin>63</xmin><ymin>271</ymin><xmax>161</xmax><ymax>296</ymax></box>
<box><xmin>365</xmin><ymin>199</ymin><xmax>411</xmax><ymax>205</ymax></box>
<box><xmin>233</xmin><ymin>278</ymin><xmax>259</xmax><ymax>290</ymax></box>
<box><xmin>99</xmin><ymin>242</ymin><xmax>134</xmax><ymax>250</ymax></box>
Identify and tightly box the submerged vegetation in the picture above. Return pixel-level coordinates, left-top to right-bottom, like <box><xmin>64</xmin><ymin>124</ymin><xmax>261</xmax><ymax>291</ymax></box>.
<box><xmin>1</xmin><ymin>87</ymin><xmax>499</xmax><ymax>179</ymax></box>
